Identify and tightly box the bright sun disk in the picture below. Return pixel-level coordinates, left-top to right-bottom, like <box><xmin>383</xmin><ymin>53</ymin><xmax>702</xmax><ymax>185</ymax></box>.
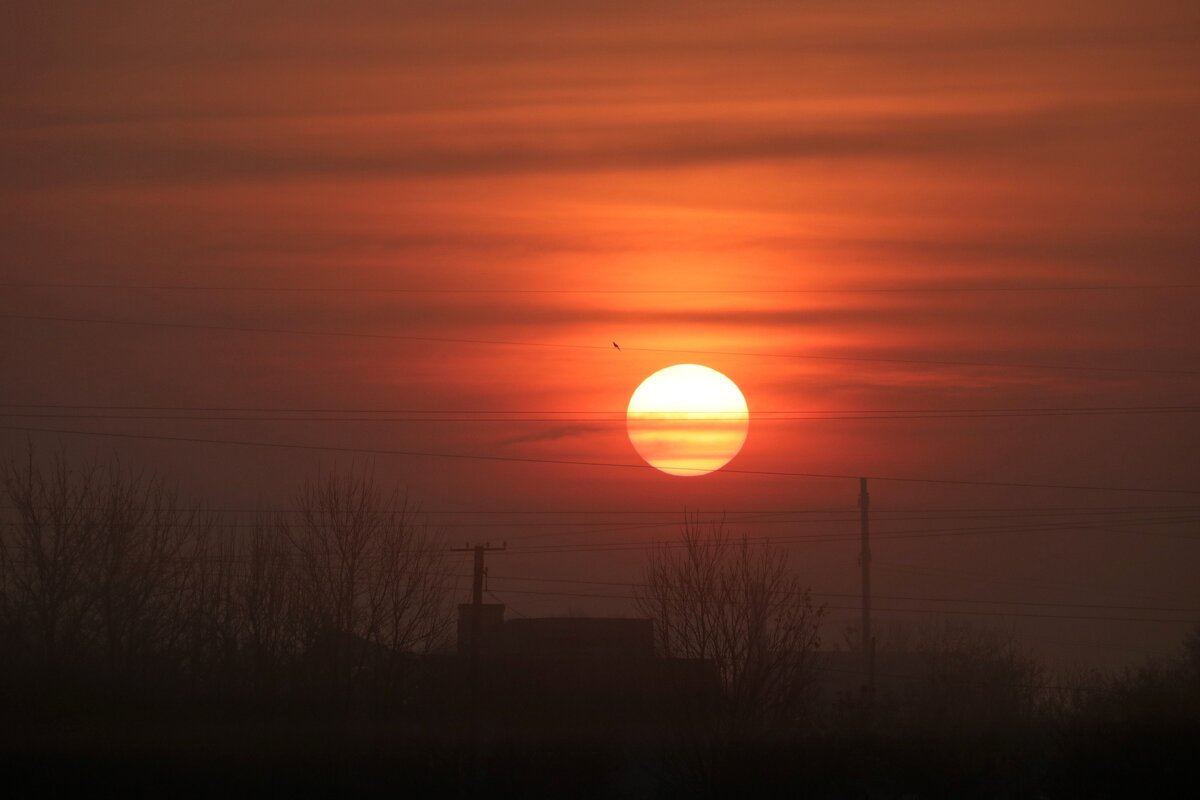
<box><xmin>626</xmin><ymin>363</ymin><xmax>749</xmax><ymax>476</ymax></box>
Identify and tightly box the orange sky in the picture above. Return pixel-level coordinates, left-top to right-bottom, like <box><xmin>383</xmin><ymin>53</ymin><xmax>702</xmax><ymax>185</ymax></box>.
<box><xmin>2</xmin><ymin>1</ymin><xmax>1199</xmax><ymax>668</ymax></box>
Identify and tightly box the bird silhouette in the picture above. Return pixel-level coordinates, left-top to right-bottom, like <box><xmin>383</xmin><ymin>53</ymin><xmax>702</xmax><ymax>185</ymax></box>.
<box><xmin>612</xmin><ymin>341</ymin><xmax>621</xmax><ymax>351</ymax></box>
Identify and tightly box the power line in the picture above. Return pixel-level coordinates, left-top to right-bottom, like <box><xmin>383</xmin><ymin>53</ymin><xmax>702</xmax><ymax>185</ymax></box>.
<box><xmin>0</xmin><ymin>560</ymin><xmax>1183</xmax><ymax>661</ymax></box>
<box><xmin>7</xmin><ymin>510</ymin><xmax>1195</xmax><ymax>543</ymax></box>
<box><xmin>500</xmin><ymin>510</ymin><xmax>1200</xmax><ymax>543</ymax></box>
<box><xmin>875</xmin><ymin>559</ymin><xmax>1200</xmax><ymax>606</ymax></box>
<box><xmin>491</xmin><ymin>589</ymin><xmax>528</xmax><ymax>619</ymax></box>
<box><xmin>441</xmin><ymin>574</ymin><xmax>1200</xmax><ymax>627</ymax></box>
<box><xmin>2</xmin><ymin>408</ymin><xmax>1198</xmax><ymax>422</ymax></box>
<box><xmin>4</xmin><ymin>502</ymin><xmax>1194</xmax><ymax>517</ymax></box>
<box><xmin>501</xmin><ymin>515</ymin><xmax>1200</xmax><ymax>554</ymax></box>
<box><xmin>0</xmin><ymin>515</ymin><xmax>823</xmax><ymax>533</ymax></box>
<box><xmin>0</xmin><ymin>502</ymin><xmax>841</xmax><ymax>516</ymax></box>
<box><xmin>0</xmin><ymin>537</ymin><xmax>1189</xmax><ymax>622</ymax></box>
<box><xmin>3</xmin><ymin>312</ymin><xmax>1197</xmax><ymax>376</ymax></box>
<box><xmin>5</xmin><ymin>502</ymin><xmax>1199</xmax><ymax>546</ymax></box>
<box><xmin>474</xmin><ymin>586</ymin><xmax>1200</xmax><ymax>624</ymax></box>
<box><xmin>499</xmin><ymin>509</ymin><xmax>1200</xmax><ymax>543</ymax></box>
<box><xmin>470</xmin><ymin>576</ymin><xmax>1174</xmax><ymax>660</ymax></box>
<box><xmin>3</xmin><ymin>423</ymin><xmax>1199</xmax><ymax>495</ymax></box>
<box><xmin>0</xmin><ymin>548</ymin><xmax>1187</xmax><ymax>620</ymax></box>
<box><xmin>482</xmin><ymin>573</ymin><xmax>1200</xmax><ymax>615</ymax></box>
<box><xmin>3</xmin><ymin>403</ymin><xmax>1199</xmax><ymax>415</ymax></box>
<box><xmin>5</xmin><ymin>282</ymin><xmax>1199</xmax><ymax>294</ymax></box>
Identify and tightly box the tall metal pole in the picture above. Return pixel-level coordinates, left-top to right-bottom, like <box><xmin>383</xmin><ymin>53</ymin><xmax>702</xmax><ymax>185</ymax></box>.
<box><xmin>859</xmin><ymin>477</ymin><xmax>874</xmax><ymax>693</ymax></box>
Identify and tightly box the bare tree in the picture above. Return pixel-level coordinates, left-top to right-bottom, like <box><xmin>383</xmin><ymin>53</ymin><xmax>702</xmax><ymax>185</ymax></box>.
<box><xmin>233</xmin><ymin>517</ymin><xmax>302</xmax><ymax>695</ymax></box>
<box><xmin>86</xmin><ymin>463</ymin><xmax>198</xmax><ymax>681</ymax></box>
<box><xmin>174</xmin><ymin>515</ymin><xmax>249</xmax><ymax>692</ymax></box>
<box><xmin>0</xmin><ymin>446</ymin><xmax>208</xmax><ymax>698</ymax></box>
<box><xmin>280</xmin><ymin>465</ymin><xmax>452</xmax><ymax>705</ymax></box>
<box><xmin>167</xmin><ymin>514</ymin><xmax>304</xmax><ymax>708</ymax></box>
<box><xmin>852</xmin><ymin>619</ymin><xmax>1046</xmax><ymax>737</ymax></box>
<box><xmin>636</xmin><ymin>514</ymin><xmax>825</xmax><ymax>738</ymax></box>
<box><xmin>1</xmin><ymin>447</ymin><xmax>99</xmax><ymax>676</ymax></box>
<box><xmin>1</xmin><ymin>448</ymin><xmax>452</xmax><ymax>715</ymax></box>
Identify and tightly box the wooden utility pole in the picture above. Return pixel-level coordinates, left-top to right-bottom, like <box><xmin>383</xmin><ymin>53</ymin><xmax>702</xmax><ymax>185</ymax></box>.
<box><xmin>450</xmin><ymin>541</ymin><xmax>505</xmax><ymax>791</ymax></box>
<box><xmin>450</xmin><ymin>542</ymin><xmax>507</xmax><ymax>663</ymax></box>
<box><xmin>859</xmin><ymin>477</ymin><xmax>874</xmax><ymax>695</ymax></box>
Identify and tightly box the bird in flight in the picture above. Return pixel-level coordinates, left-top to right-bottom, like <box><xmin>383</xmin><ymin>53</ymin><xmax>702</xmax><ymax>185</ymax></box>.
<box><xmin>612</xmin><ymin>341</ymin><xmax>621</xmax><ymax>351</ymax></box>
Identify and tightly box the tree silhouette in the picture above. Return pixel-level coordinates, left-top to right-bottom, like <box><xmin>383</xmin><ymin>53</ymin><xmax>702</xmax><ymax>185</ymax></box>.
<box><xmin>636</xmin><ymin>514</ymin><xmax>825</xmax><ymax>739</ymax></box>
<box><xmin>280</xmin><ymin>465</ymin><xmax>452</xmax><ymax>708</ymax></box>
<box><xmin>863</xmin><ymin>620</ymin><xmax>1045</xmax><ymax>737</ymax></box>
<box><xmin>1</xmin><ymin>446</ymin><xmax>97</xmax><ymax>679</ymax></box>
<box><xmin>0</xmin><ymin>446</ymin><xmax>213</xmax><ymax>706</ymax></box>
<box><xmin>0</xmin><ymin>448</ymin><xmax>453</xmax><ymax>715</ymax></box>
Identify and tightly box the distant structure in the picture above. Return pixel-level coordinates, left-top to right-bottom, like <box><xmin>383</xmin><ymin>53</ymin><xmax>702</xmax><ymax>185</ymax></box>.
<box><xmin>456</xmin><ymin>604</ymin><xmax>654</xmax><ymax>659</ymax></box>
<box><xmin>437</xmin><ymin>541</ymin><xmax>715</xmax><ymax>727</ymax></box>
<box><xmin>403</xmin><ymin>604</ymin><xmax>719</xmax><ymax>729</ymax></box>
<box><xmin>456</xmin><ymin>601</ymin><xmax>506</xmax><ymax>657</ymax></box>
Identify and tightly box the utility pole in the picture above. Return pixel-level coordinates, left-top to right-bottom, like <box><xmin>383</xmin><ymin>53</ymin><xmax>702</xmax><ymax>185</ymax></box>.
<box><xmin>859</xmin><ymin>477</ymin><xmax>874</xmax><ymax>697</ymax></box>
<box><xmin>449</xmin><ymin>541</ymin><xmax>505</xmax><ymax>792</ymax></box>
<box><xmin>450</xmin><ymin>541</ymin><xmax>507</xmax><ymax>664</ymax></box>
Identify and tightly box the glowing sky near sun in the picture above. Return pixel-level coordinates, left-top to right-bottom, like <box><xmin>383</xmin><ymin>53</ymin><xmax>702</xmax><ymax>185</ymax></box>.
<box><xmin>2</xmin><ymin>1</ymin><xmax>1197</xmax><ymax>501</ymax></box>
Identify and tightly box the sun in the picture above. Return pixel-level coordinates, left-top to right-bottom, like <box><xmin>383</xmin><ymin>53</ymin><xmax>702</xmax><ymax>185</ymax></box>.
<box><xmin>626</xmin><ymin>364</ymin><xmax>749</xmax><ymax>476</ymax></box>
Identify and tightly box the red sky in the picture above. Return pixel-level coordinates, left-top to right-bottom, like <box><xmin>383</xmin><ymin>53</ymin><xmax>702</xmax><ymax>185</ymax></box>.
<box><xmin>2</xmin><ymin>1</ymin><xmax>1199</xmax><ymax>669</ymax></box>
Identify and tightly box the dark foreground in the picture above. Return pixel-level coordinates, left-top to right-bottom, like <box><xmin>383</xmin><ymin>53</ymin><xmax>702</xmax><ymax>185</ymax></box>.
<box><xmin>3</xmin><ymin>713</ymin><xmax>1197</xmax><ymax>799</ymax></box>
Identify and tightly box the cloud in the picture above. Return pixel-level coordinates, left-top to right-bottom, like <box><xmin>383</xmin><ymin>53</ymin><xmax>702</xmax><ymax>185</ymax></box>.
<box><xmin>496</xmin><ymin>422</ymin><xmax>611</xmax><ymax>446</ymax></box>
<box><xmin>1</xmin><ymin>102</ymin><xmax>1172</xmax><ymax>190</ymax></box>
